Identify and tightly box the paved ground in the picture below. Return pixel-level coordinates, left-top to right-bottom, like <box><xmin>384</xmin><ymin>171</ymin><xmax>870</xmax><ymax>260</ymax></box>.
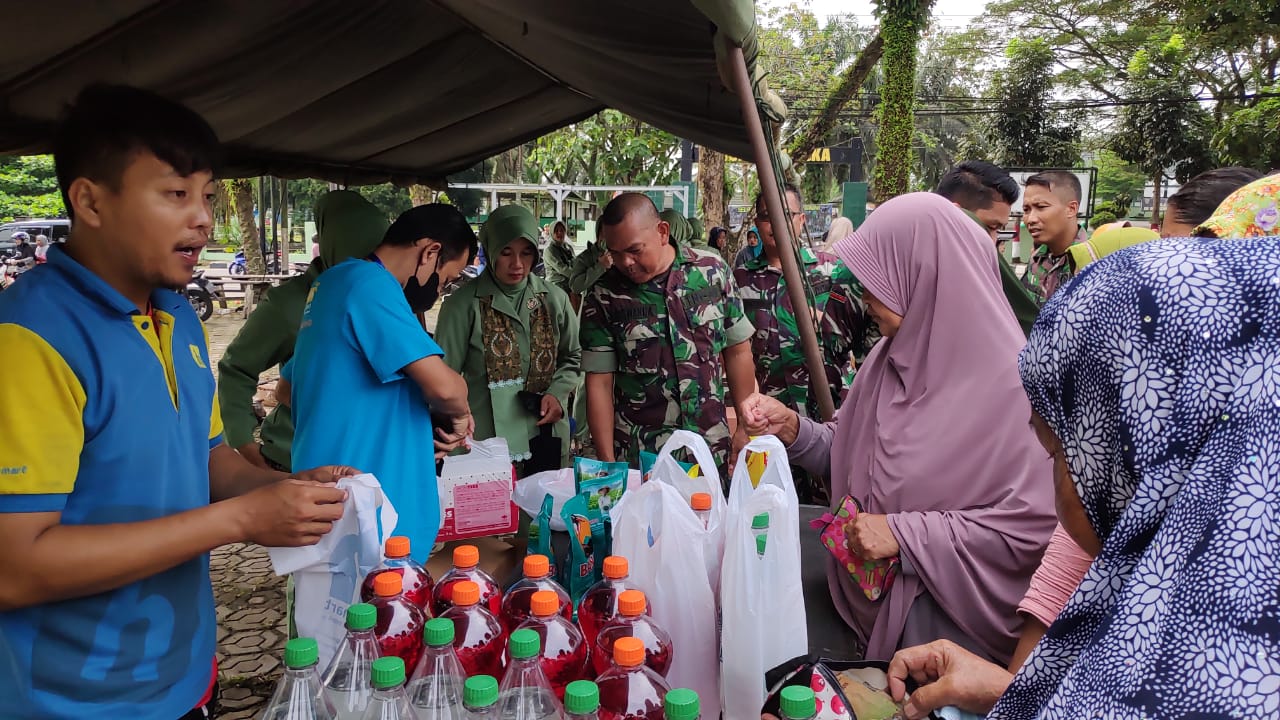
<box><xmin>206</xmin><ymin>314</ymin><xmax>283</xmax><ymax>719</ymax></box>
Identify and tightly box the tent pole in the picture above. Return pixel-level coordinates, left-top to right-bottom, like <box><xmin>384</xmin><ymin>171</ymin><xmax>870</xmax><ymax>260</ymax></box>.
<box><xmin>727</xmin><ymin>45</ymin><xmax>835</xmax><ymax>422</ymax></box>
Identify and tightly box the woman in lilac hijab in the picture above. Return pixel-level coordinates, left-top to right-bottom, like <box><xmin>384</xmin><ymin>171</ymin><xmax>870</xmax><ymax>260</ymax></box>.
<box><xmin>740</xmin><ymin>192</ymin><xmax>1055</xmax><ymax>664</ymax></box>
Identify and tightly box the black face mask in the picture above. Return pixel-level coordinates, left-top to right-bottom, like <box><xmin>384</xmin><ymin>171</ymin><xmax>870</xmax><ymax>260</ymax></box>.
<box><xmin>404</xmin><ymin>272</ymin><xmax>441</xmax><ymax>313</ymax></box>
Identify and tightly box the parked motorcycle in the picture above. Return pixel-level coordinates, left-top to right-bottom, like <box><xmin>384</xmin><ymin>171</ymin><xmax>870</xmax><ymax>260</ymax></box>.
<box><xmin>230</xmin><ymin>250</ymin><xmax>284</xmax><ymax>275</ymax></box>
<box><xmin>184</xmin><ymin>270</ymin><xmax>222</xmax><ymax>320</ymax></box>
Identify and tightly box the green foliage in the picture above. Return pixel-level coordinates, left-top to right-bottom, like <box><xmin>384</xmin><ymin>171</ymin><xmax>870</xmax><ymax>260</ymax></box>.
<box><xmin>525</xmin><ymin>110</ymin><xmax>680</xmax><ymax>205</ymax></box>
<box><xmin>0</xmin><ymin>155</ymin><xmax>65</xmax><ymax>222</ymax></box>
<box><xmin>1112</xmin><ymin>35</ymin><xmax>1214</xmax><ymax>183</ymax></box>
<box><xmin>1090</xmin><ymin>210</ymin><xmax>1118</xmax><ymax>228</ymax></box>
<box><xmin>979</xmin><ymin>39</ymin><xmax>1081</xmax><ymax>167</ymax></box>
<box><xmin>1212</xmin><ymin>85</ymin><xmax>1280</xmax><ymax>171</ymax></box>
<box><xmin>871</xmin><ymin>0</ymin><xmax>937</xmax><ymax>202</ymax></box>
<box><xmin>1092</xmin><ymin>200</ymin><xmax>1122</xmax><ymax>217</ymax></box>
<box><xmin>1091</xmin><ymin>149</ymin><xmax>1147</xmax><ymax>210</ymax></box>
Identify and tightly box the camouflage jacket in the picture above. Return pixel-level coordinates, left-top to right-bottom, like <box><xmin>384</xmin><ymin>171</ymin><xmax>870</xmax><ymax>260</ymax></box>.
<box><xmin>734</xmin><ymin>248</ymin><xmax>875</xmax><ymax>418</ymax></box>
<box><xmin>1021</xmin><ymin>228</ymin><xmax>1086</xmax><ymax>301</ymax></box>
<box><xmin>580</xmin><ymin>244</ymin><xmax>754</xmax><ymax>470</ymax></box>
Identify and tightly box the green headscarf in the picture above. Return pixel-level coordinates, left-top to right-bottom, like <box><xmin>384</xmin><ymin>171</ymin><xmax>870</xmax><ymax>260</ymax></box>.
<box><xmin>480</xmin><ymin>205</ymin><xmax>541</xmax><ymax>296</ymax></box>
<box><xmin>660</xmin><ymin>209</ymin><xmax>694</xmax><ymax>246</ymax></box>
<box><xmin>1068</xmin><ymin>226</ymin><xmax>1159</xmax><ymax>269</ymax></box>
<box><xmin>687</xmin><ymin>217</ymin><xmax>706</xmax><ymax>245</ymax></box>
<box><xmin>314</xmin><ymin>190</ymin><xmax>389</xmax><ymax>270</ymax></box>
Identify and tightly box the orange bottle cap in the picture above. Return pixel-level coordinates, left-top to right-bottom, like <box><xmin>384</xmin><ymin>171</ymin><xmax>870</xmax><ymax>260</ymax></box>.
<box><xmin>613</xmin><ymin>636</ymin><xmax>645</xmax><ymax>667</ymax></box>
<box><xmin>454</xmin><ymin>545</ymin><xmax>479</xmax><ymax>568</ymax></box>
<box><xmin>523</xmin><ymin>554</ymin><xmax>549</xmax><ymax>578</ymax></box>
<box><xmin>373</xmin><ymin>571</ymin><xmax>402</xmax><ymax>597</ymax></box>
<box><xmin>602</xmin><ymin>556</ymin><xmax>628</xmax><ymax>579</ymax></box>
<box><xmin>452</xmin><ymin>580</ymin><xmax>481</xmax><ymax>606</ymax></box>
<box><xmin>530</xmin><ymin>590</ymin><xmax>560</xmax><ymax>617</ymax></box>
<box><xmin>618</xmin><ymin>589</ymin><xmax>646</xmax><ymax>616</ymax></box>
<box><xmin>690</xmin><ymin>492</ymin><xmax>712</xmax><ymax>511</ymax></box>
<box><xmin>385</xmin><ymin>536</ymin><xmax>411</xmax><ymax>558</ymax></box>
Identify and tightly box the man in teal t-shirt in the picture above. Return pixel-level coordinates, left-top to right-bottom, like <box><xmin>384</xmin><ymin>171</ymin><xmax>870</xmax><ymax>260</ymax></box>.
<box><xmin>284</xmin><ymin>204</ymin><xmax>477</xmax><ymax>561</ymax></box>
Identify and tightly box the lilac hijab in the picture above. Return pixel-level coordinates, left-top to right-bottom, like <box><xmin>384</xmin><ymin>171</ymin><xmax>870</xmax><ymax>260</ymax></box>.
<box><xmin>830</xmin><ymin>193</ymin><xmax>1055</xmax><ymax>662</ymax></box>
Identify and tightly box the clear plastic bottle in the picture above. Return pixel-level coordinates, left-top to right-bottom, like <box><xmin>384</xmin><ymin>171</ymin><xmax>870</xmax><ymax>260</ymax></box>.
<box><xmin>592</xmin><ymin>591</ymin><xmax>672</xmax><ymax>677</ymax></box>
<box><xmin>464</xmin><ymin>676</ymin><xmax>500</xmax><ymax>719</ymax></box>
<box><xmin>358</xmin><ymin>656</ymin><xmax>417</xmax><ymax>720</ymax></box>
<box><xmin>576</xmin><ymin>557</ymin><xmax>646</xmax><ymax>652</ymax></box>
<box><xmin>322</xmin><ymin>603</ymin><xmax>381</xmax><ymax>720</ymax></box>
<box><xmin>662</xmin><ymin>689</ymin><xmax>699</xmax><ymax>720</ymax></box>
<box><xmin>516</xmin><ymin>590</ymin><xmax>590</xmax><ymax>700</ymax></box>
<box><xmin>408</xmin><ymin>617</ymin><xmax>468</xmax><ymax>719</ymax></box>
<box><xmin>434</xmin><ymin>545</ymin><xmax>503</xmax><ymax>617</ymax></box>
<box><xmin>372</xmin><ymin>571</ymin><xmax>428</xmax><ymax>674</ymax></box>
<box><xmin>778</xmin><ymin>686</ymin><xmax>816</xmax><ymax>720</ymax></box>
<box><xmin>595</xmin><ymin>637</ymin><xmax>671</xmax><ymax>720</ymax></box>
<box><xmin>439</xmin><ymin>580</ymin><xmax>506</xmax><ymax>679</ymax></box>
<box><xmin>262</xmin><ymin>637</ymin><xmax>338</xmax><ymax>720</ymax></box>
<box><xmin>564</xmin><ymin>681</ymin><xmax>600</xmax><ymax>720</ymax></box>
<box><xmin>501</xmin><ymin>555</ymin><xmax>572</xmax><ymax>633</ymax></box>
<box><xmin>363</xmin><ymin>536</ymin><xmax>435</xmax><ymax>612</ymax></box>
<box><xmin>496</xmin><ymin>628</ymin><xmax>565</xmax><ymax>720</ymax></box>
<box><xmin>689</xmin><ymin>493</ymin><xmax>711</xmax><ymax>529</ymax></box>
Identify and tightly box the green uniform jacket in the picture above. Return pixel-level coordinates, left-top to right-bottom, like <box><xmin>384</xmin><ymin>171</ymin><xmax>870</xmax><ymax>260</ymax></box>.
<box><xmin>998</xmin><ymin>252</ymin><xmax>1040</xmax><ymax>338</ymax></box>
<box><xmin>567</xmin><ymin>241</ymin><xmax>610</xmax><ymax>296</ymax></box>
<box><xmin>436</xmin><ymin>274</ymin><xmax>583</xmax><ymax>468</ymax></box>
<box><xmin>217</xmin><ymin>190</ymin><xmax>388</xmax><ymax>469</ymax></box>
<box><xmin>543</xmin><ymin>239</ymin><xmax>576</xmax><ymax>295</ymax></box>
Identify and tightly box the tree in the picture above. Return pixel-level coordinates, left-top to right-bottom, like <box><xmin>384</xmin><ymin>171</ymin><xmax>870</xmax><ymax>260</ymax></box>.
<box><xmin>0</xmin><ymin>155</ymin><xmax>65</xmax><ymax>222</ymax></box>
<box><xmin>979</xmin><ymin>39</ymin><xmax>1081</xmax><ymax>167</ymax></box>
<box><xmin>1212</xmin><ymin>85</ymin><xmax>1280</xmax><ymax>171</ymax></box>
<box><xmin>698</xmin><ymin>146</ymin><xmax>728</xmax><ymax>230</ymax></box>
<box><xmin>525</xmin><ymin>110</ymin><xmax>680</xmax><ymax>206</ymax></box>
<box><xmin>1091</xmin><ymin>149</ymin><xmax>1146</xmax><ymax>215</ymax></box>
<box><xmin>1112</xmin><ymin>34</ymin><xmax>1215</xmax><ymax>223</ymax></box>
<box><xmin>871</xmin><ymin>0</ymin><xmax>938</xmax><ymax>202</ymax></box>
<box><xmin>226</xmin><ymin>179</ymin><xmax>266</xmax><ymax>274</ymax></box>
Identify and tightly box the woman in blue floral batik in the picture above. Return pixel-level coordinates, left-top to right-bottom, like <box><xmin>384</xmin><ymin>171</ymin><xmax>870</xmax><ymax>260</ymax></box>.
<box><xmin>879</xmin><ymin>235</ymin><xmax>1280</xmax><ymax>720</ymax></box>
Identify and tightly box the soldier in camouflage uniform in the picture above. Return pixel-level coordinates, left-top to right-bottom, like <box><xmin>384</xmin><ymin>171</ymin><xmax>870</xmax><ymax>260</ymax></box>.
<box><xmin>735</xmin><ymin>186</ymin><xmax>876</xmax><ymax>424</ymax></box>
<box><xmin>580</xmin><ymin>193</ymin><xmax>756</xmax><ymax>477</ymax></box>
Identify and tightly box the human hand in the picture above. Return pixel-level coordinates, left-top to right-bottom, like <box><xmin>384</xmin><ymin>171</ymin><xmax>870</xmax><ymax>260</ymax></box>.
<box><xmin>237</xmin><ymin>479</ymin><xmax>348</xmax><ymax>547</ymax></box>
<box><xmin>236</xmin><ymin>442</ymin><xmax>270</xmax><ymax>470</ymax></box>
<box><xmin>288</xmin><ymin>464</ymin><xmax>360</xmax><ymax>484</ymax></box>
<box><xmin>846</xmin><ymin>512</ymin><xmax>900</xmax><ymax>560</ymax></box>
<box><xmin>738</xmin><ymin>392</ymin><xmax>799</xmax><ymax>445</ymax></box>
<box><xmin>887</xmin><ymin>640</ymin><xmax>1013</xmax><ymax>719</ymax></box>
<box><xmin>434</xmin><ymin>414</ymin><xmax>473</xmax><ymax>458</ymax></box>
<box><xmin>536</xmin><ymin>394</ymin><xmax>564</xmax><ymax>426</ymax></box>
<box><xmin>599</xmin><ymin>251</ymin><xmax>614</xmax><ymax>269</ymax></box>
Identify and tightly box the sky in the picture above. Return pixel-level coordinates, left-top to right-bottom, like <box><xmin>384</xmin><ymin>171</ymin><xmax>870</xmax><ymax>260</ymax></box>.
<box><xmin>772</xmin><ymin>0</ymin><xmax>992</xmax><ymax>30</ymax></box>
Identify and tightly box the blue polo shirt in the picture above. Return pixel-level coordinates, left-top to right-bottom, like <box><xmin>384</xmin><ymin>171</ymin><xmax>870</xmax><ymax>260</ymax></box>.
<box><xmin>0</xmin><ymin>247</ymin><xmax>222</xmax><ymax>719</ymax></box>
<box><xmin>286</xmin><ymin>258</ymin><xmax>443</xmax><ymax>562</ymax></box>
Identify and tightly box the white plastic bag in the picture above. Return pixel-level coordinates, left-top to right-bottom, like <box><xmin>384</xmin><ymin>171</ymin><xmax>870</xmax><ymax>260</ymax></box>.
<box><xmin>512</xmin><ymin>467</ymin><xmax>642</xmax><ymax>532</ymax></box>
<box><xmin>267</xmin><ymin>473</ymin><xmax>398</xmax><ymax>667</ymax></box>
<box><xmin>721</xmin><ymin>436</ymin><xmax>808</xmax><ymax>720</ymax></box>
<box><xmin>611</xmin><ymin>479</ymin><xmax>722</xmax><ymax>720</ymax></box>
<box><xmin>645</xmin><ymin>430</ymin><xmax>727</xmax><ymax>588</ymax></box>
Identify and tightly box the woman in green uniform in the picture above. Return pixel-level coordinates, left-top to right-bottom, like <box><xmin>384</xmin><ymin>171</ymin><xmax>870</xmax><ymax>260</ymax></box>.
<box><xmin>436</xmin><ymin>204</ymin><xmax>583</xmax><ymax>474</ymax></box>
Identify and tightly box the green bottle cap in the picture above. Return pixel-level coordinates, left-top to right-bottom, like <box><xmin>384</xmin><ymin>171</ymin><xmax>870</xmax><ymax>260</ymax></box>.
<box><xmin>283</xmin><ymin>638</ymin><xmax>319</xmax><ymax>669</ymax></box>
<box><xmin>424</xmin><ymin>617</ymin><xmax>455</xmax><ymax>646</ymax></box>
<box><xmin>564</xmin><ymin>680</ymin><xmax>601</xmax><ymax>714</ymax></box>
<box><xmin>346</xmin><ymin>603</ymin><xmax>376</xmax><ymax>631</ymax></box>
<box><xmin>756</xmin><ymin>533</ymin><xmax>768</xmax><ymax>555</ymax></box>
<box><xmin>509</xmin><ymin>628</ymin><xmax>541</xmax><ymax>659</ymax></box>
<box><xmin>465</xmin><ymin>675</ymin><xmax>500</xmax><ymax>707</ymax></box>
<box><xmin>779</xmin><ymin>686</ymin><xmax>816</xmax><ymax>719</ymax></box>
<box><xmin>752</xmin><ymin>513</ymin><xmax>770</xmax><ymax>530</ymax></box>
<box><xmin>370</xmin><ymin>656</ymin><xmax>406</xmax><ymax>689</ymax></box>
<box><xmin>664</xmin><ymin>688</ymin><xmax>701</xmax><ymax>720</ymax></box>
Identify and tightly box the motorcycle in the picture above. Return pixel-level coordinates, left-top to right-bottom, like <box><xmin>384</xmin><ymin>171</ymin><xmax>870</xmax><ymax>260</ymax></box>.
<box><xmin>230</xmin><ymin>250</ymin><xmax>283</xmax><ymax>275</ymax></box>
<box><xmin>184</xmin><ymin>270</ymin><xmax>222</xmax><ymax>321</ymax></box>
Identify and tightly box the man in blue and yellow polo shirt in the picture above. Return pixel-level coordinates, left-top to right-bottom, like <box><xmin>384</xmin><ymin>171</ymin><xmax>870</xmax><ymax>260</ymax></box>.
<box><xmin>0</xmin><ymin>85</ymin><xmax>355</xmax><ymax>719</ymax></box>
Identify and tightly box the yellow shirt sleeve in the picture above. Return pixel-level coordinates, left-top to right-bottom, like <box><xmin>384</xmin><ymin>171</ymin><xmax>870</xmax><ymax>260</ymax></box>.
<box><xmin>0</xmin><ymin>324</ymin><xmax>86</xmax><ymax>506</ymax></box>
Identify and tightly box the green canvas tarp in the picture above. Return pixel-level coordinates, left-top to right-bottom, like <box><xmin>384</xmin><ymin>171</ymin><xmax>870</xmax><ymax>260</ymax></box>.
<box><xmin>0</xmin><ymin>0</ymin><xmax>777</xmax><ymax>184</ymax></box>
